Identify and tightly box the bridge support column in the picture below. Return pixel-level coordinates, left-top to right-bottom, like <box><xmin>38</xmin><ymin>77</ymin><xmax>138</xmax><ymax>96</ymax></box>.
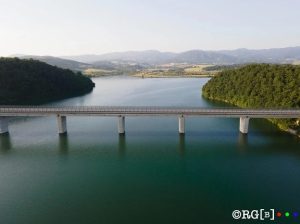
<box><xmin>239</xmin><ymin>117</ymin><xmax>250</xmax><ymax>134</ymax></box>
<box><xmin>57</xmin><ymin>115</ymin><xmax>67</xmax><ymax>134</ymax></box>
<box><xmin>179</xmin><ymin>115</ymin><xmax>185</xmax><ymax>134</ymax></box>
<box><xmin>118</xmin><ymin>116</ymin><xmax>125</xmax><ymax>135</ymax></box>
<box><xmin>0</xmin><ymin>117</ymin><xmax>9</xmax><ymax>134</ymax></box>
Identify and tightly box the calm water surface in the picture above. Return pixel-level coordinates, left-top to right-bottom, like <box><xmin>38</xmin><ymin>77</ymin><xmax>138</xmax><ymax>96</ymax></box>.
<box><xmin>0</xmin><ymin>77</ymin><xmax>299</xmax><ymax>224</ymax></box>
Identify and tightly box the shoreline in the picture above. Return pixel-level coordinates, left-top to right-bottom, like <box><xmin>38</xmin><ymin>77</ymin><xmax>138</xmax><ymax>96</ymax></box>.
<box><xmin>86</xmin><ymin>74</ymin><xmax>214</xmax><ymax>78</ymax></box>
<box><xmin>202</xmin><ymin>96</ymin><xmax>300</xmax><ymax>138</ymax></box>
<box><xmin>131</xmin><ymin>74</ymin><xmax>214</xmax><ymax>78</ymax></box>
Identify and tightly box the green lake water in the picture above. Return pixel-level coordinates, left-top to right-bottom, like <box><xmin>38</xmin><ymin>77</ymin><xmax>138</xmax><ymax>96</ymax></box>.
<box><xmin>0</xmin><ymin>77</ymin><xmax>299</xmax><ymax>224</ymax></box>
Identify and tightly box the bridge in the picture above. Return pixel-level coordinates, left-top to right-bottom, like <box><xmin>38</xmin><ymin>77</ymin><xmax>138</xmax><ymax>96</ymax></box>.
<box><xmin>0</xmin><ymin>106</ymin><xmax>299</xmax><ymax>135</ymax></box>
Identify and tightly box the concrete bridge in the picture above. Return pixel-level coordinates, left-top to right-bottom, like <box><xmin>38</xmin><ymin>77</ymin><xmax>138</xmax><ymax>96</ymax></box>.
<box><xmin>0</xmin><ymin>106</ymin><xmax>299</xmax><ymax>135</ymax></box>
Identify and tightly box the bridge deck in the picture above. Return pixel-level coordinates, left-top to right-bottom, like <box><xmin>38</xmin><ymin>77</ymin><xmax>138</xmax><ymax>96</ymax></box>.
<box><xmin>0</xmin><ymin>106</ymin><xmax>300</xmax><ymax>118</ymax></box>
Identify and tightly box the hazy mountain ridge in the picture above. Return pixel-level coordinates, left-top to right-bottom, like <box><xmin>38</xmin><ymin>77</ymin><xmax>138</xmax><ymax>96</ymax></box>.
<box><xmin>62</xmin><ymin>47</ymin><xmax>300</xmax><ymax>65</ymax></box>
<box><xmin>170</xmin><ymin>50</ymin><xmax>237</xmax><ymax>64</ymax></box>
<box><xmin>10</xmin><ymin>55</ymin><xmax>91</xmax><ymax>71</ymax></box>
<box><xmin>219</xmin><ymin>46</ymin><xmax>300</xmax><ymax>63</ymax></box>
<box><xmin>63</xmin><ymin>50</ymin><xmax>176</xmax><ymax>64</ymax></box>
<box><xmin>10</xmin><ymin>47</ymin><xmax>300</xmax><ymax>71</ymax></box>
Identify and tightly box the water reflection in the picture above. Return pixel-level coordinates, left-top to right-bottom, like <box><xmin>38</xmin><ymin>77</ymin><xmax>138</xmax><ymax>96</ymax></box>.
<box><xmin>237</xmin><ymin>133</ymin><xmax>248</xmax><ymax>152</ymax></box>
<box><xmin>118</xmin><ymin>134</ymin><xmax>126</xmax><ymax>157</ymax></box>
<box><xmin>0</xmin><ymin>134</ymin><xmax>12</xmax><ymax>153</ymax></box>
<box><xmin>178</xmin><ymin>134</ymin><xmax>186</xmax><ymax>156</ymax></box>
<box><xmin>59</xmin><ymin>134</ymin><xmax>69</xmax><ymax>155</ymax></box>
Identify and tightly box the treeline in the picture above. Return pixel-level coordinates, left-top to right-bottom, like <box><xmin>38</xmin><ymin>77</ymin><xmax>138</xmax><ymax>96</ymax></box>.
<box><xmin>202</xmin><ymin>64</ymin><xmax>300</xmax><ymax>132</ymax></box>
<box><xmin>0</xmin><ymin>58</ymin><xmax>95</xmax><ymax>105</ymax></box>
<box><xmin>203</xmin><ymin>64</ymin><xmax>242</xmax><ymax>71</ymax></box>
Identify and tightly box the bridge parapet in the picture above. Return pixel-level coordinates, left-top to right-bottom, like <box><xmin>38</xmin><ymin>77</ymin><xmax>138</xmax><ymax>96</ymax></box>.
<box><xmin>0</xmin><ymin>106</ymin><xmax>299</xmax><ymax>135</ymax></box>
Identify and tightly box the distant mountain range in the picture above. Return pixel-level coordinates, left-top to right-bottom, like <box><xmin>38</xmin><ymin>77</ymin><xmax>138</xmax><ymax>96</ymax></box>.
<box><xmin>63</xmin><ymin>47</ymin><xmax>300</xmax><ymax>65</ymax></box>
<box><xmin>9</xmin><ymin>47</ymin><xmax>300</xmax><ymax>71</ymax></box>
<box><xmin>62</xmin><ymin>50</ymin><xmax>236</xmax><ymax>64</ymax></box>
<box><xmin>10</xmin><ymin>55</ymin><xmax>91</xmax><ymax>71</ymax></box>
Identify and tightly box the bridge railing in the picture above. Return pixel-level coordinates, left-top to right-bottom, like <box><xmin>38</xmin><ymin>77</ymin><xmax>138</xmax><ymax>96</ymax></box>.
<box><xmin>0</xmin><ymin>106</ymin><xmax>299</xmax><ymax>135</ymax></box>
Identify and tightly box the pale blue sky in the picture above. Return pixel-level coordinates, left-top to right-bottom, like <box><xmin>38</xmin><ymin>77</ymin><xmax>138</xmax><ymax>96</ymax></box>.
<box><xmin>0</xmin><ymin>0</ymin><xmax>299</xmax><ymax>56</ymax></box>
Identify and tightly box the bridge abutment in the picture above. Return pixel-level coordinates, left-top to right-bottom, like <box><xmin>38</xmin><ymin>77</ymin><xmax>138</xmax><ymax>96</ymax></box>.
<box><xmin>57</xmin><ymin>115</ymin><xmax>67</xmax><ymax>134</ymax></box>
<box><xmin>0</xmin><ymin>117</ymin><xmax>9</xmax><ymax>134</ymax></box>
<box><xmin>118</xmin><ymin>116</ymin><xmax>125</xmax><ymax>134</ymax></box>
<box><xmin>239</xmin><ymin>117</ymin><xmax>250</xmax><ymax>134</ymax></box>
<box><xmin>179</xmin><ymin>115</ymin><xmax>185</xmax><ymax>134</ymax></box>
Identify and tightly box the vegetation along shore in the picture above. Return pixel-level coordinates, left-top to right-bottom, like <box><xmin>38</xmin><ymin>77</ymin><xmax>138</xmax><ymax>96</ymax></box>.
<box><xmin>0</xmin><ymin>58</ymin><xmax>95</xmax><ymax>105</ymax></box>
<box><xmin>202</xmin><ymin>64</ymin><xmax>300</xmax><ymax>136</ymax></box>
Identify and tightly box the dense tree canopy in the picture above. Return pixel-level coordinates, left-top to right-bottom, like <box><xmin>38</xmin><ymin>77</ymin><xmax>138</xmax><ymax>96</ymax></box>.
<box><xmin>202</xmin><ymin>64</ymin><xmax>300</xmax><ymax>132</ymax></box>
<box><xmin>0</xmin><ymin>58</ymin><xmax>95</xmax><ymax>105</ymax></box>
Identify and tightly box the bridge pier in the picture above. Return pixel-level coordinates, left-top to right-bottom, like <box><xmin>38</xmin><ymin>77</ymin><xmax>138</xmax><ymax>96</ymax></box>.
<box><xmin>57</xmin><ymin>115</ymin><xmax>67</xmax><ymax>134</ymax></box>
<box><xmin>239</xmin><ymin>117</ymin><xmax>250</xmax><ymax>134</ymax></box>
<box><xmin>0</xmin><ymin>117</ymin><xmax>9</xmax><ymax>134</ymax></box>
<box><xmin>118</xmin><ymin>116</ymin><xmax>125</xmax><ymax>134</ymax></box>
<box><xmin>179</xmin><ymin>115</ymin><xmax>185</xmax><ymax>134</ymax></box>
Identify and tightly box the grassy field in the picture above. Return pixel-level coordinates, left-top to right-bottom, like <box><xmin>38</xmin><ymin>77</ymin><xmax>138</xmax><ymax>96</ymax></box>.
<box><xmin>132</xmin><ymin>64</ymin><xmax>219</xmax><ymax>78</ymax></box>
<box><xmin>83</xmin><ymin>64</ymin><xmax>227</xmax><ymax>78</ymax></box>
<box><xmin>184</xmin><ymin>64</ymin><xmax>214</xmax><ymax>74</ymax></box>
<box><xmin>292</xmin><ymin>60</ymin><xmax>300</xmax><ymax>65</ymax></box>
<box><xmin>83</xmin><ymin>68</ymin><xmax>121</xmax><ymax>77</ymax></box>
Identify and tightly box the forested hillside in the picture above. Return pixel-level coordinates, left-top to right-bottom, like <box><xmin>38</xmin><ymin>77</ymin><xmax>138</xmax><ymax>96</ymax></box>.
<box><xmin>202</xmin><ymin>64</ymin><xmax>300</xmax><ymax>132</ymax></box>
<box><xmin>0</xmin><ymin>58</ymin><xmax>95</xmax><ymax>105</ymax></box>
<box><xmin>17</xmin><ymin>55</ymin><xmax>91</xmax><ymax>71</ymax></box>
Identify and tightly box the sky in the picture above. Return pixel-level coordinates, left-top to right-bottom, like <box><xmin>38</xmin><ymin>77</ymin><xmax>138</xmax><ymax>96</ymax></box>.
<box><xmin>0</xmin><ymin>0</ymin><xmax>300</xmax><ymax>56</ymax></box>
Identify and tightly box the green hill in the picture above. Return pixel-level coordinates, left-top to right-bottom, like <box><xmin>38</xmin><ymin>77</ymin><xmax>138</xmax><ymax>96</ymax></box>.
<box><xmin>202</xmin><ymin>64</ymin><xmax>300</xmax><ymax>133</ymax></box>
<box><xmin>13</xmin><ymin>55</ymin><xmax>91</xmax><ymax>71</ymax></box>
<box><xmin>0</xmin><ymin>58</ymin><xmax>95</xmax><ymax>105</ymax></box>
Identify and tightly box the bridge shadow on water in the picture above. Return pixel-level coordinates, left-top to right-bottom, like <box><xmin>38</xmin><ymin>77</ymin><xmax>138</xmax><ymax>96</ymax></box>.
<box><xmin>116</xmin><ymin>132</ymin><xmax>187</xmax><ymax>158</ymax></box>
<box><xmin>178</xmin><ymin>134</ymin><xmax>186</xmax><ymax>156</ymax></box>
<box><xmin>1</xmin><ymin>129</ymin><xmax>299</xmax><ymax>162</ymax></box>
<box><xmin>58</xmin><ymin>134</ymin><xmax>69</xmax><ymax>155</ymax></box>
<box><xmin>0</xmin><ymin>133</ymin><xmax>12</xmax><ymax>153</ymax></box>
<box><xmin>118</xmin><ymin>134</ymin><xmax>126</xmax><ymax>157</ymax></box>
<box><xmin>237</xmin><ymin>133</ymin><xmax>248</xmax><ymax>152</ymax></box>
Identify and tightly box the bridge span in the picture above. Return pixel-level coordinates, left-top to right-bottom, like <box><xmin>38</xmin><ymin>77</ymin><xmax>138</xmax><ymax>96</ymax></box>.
<box><xmin>0</xmin><ymin>106</ymin><xmax>299</xmax><ymax>135</ymax></box>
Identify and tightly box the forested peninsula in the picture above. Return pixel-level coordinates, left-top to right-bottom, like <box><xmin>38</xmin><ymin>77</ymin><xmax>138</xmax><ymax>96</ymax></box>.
<box><xmin>202</xmin><ymin>64</ymin><xmax>300</xmax><ymax>134</ymax></box>
<box><xmin>0</xmin><ymin>58</ymin><xmax>95</xmax><ymax>105</ymax></box>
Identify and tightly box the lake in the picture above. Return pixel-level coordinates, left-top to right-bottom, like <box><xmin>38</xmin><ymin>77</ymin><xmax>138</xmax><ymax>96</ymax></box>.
<box><xmin>0</xmin><ymin>77</ymin><xmax>299</xmax><ymax>223</ymax></box>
